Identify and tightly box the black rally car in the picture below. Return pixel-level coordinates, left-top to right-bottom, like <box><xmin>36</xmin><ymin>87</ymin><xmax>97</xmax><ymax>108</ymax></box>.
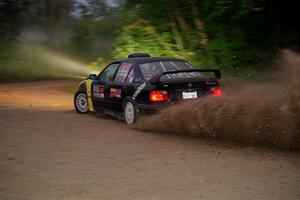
<box><xmin>74</xmin><ymin>53</ymin><xmax>222</xmax><ymax>124</ymax></box>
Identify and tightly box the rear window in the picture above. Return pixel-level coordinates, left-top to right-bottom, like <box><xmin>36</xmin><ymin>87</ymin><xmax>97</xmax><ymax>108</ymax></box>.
<box><xmin>139</xmin><ymin>61</ymin><xmax>201</xmax><ymax>80</ymax></box>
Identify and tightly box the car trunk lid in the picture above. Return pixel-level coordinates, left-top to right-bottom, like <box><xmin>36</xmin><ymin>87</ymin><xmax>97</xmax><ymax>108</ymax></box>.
<box><xmin>150</xmin><ymin>69</ymin><xmax>221</xmax><ymax>102</ymax></box>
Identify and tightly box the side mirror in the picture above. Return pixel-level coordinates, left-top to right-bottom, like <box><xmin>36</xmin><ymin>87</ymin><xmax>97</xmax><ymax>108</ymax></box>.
<box><xmin>87</xmin><ymin>74</ymin><xmax>97</xmax><ymax>80</ymax></box>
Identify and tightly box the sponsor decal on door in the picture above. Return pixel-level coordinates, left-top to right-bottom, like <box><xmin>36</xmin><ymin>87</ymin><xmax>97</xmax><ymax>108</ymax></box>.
<box><xmin>94</xmin><ymin>85</ymin><xmax>105</xmax><ymax>98</ymax></box>
<box><xmin>109</xmin><ymin>88</ymin><xmax>122</xmax><ymax>98</ymax></box>
<box><xmin>115</xmin><ymin>89</ymin><xmax>122</xmax><ymax>98</ymax></box>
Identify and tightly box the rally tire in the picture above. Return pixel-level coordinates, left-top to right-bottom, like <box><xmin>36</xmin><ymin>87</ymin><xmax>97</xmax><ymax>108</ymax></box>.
<box><xmin>74</xmin><ymin>91</ymin><xmax>89</xmax><ymax>114</ymax></box>
<box><xmin>123</xmin><ymin>100</ymin><xmax>137</xmax><ymax>125</ymax></box>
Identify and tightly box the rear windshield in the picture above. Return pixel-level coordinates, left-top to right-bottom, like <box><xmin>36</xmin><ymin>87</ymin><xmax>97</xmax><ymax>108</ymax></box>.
<box><xmin>139</xmin><ymin>61</ymin><xmax>201</xmax><ymax>80</ymax></box>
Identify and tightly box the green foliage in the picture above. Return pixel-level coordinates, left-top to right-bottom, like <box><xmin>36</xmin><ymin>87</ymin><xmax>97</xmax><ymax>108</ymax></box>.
<box><xmin>1</xmin><ymin>0</ymin><xmax>300</xmax><ymax>82</ymax></box>
<box><xmin>71</xmin><ymin>21</ymin><xmax>96</xmax><ymax>54</ymax></box>
<box><xmin>118</xmin><ymin>0</ymin><xmax>260</xmax><ymax>67</ymax></box>
<box><xmin>0</xmin><ymin>0</ymin><xmax>118</xmax><ymax>82</ymax></box>
<box><xmin>68</xmin><ymin>18</ymin><xmax>119</xmax><ymax>61</ymax></box>
<box><xmin>112</xmin><ymin>24</ymin><xmax>181</xmax><ymax>58</ymax></box>
<box><xmin>111</xmin><ymin>0</ymin><xmax>267</xmax><ymax>75</ymax></box>
<box><xmin>202</xmin><ymin>0</ymin><xmax>253</xmax><ymax>21</ymax></box>
<box><xmin>88</xmin><ymin>57</ymin><xmax>107</xmax><ymax>72</ymax></box>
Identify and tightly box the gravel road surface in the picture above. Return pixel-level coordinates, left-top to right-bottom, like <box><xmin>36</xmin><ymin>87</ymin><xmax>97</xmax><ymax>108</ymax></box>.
<box><xmin>0</xmin><ymin>80</ymin><xmax>299</xmax><ymax>200</ymax></box>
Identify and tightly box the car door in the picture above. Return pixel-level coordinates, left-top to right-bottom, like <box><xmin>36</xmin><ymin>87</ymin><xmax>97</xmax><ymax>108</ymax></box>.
<box><xmin>105</xmin><ymin>62</ymin><xmax>134</xmax><ymax>112</ymax></box>
<box><xmin>92</xmin><ymin>62</ymin><xmax>120</xmax><ymax>110</ymax></box>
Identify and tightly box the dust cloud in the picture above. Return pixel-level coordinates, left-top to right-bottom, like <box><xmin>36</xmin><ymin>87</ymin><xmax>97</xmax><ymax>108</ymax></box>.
<box><xmin>1</xmin><ymin>45</ymin><xmax>90</xmax><ymax>82</ymax></box>
<box><xmin>135</xmin><ymin>49</ymin><xmax>300</xmax><ymax>150</ymax></box>
<box><xmin>1</xmin><ymin>28</ymin><xmax>90</xmax><ymax>82</ymax></box>
<box><xmin>19</xmin><ymin>45</ymin><xmax>89</xmax><ymax>78</ymax></box>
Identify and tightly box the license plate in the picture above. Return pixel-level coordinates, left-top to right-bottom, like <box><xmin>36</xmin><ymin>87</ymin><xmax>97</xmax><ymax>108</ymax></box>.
<box><xmin>182</xmin><ymin>91</ymin><xmax>197</xmax><ymax>99</ymax></box>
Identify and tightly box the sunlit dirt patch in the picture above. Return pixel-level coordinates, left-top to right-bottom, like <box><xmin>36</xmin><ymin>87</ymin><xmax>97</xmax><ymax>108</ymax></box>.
<box><xmin>135</xmin><ymin>50</ymin><xmax>300</xmax><ymax>150</ymax></box>
<box><xmin>0</xmin><ymin>80</ymin><xmax>77</xmax><ymax>111</ymax></box>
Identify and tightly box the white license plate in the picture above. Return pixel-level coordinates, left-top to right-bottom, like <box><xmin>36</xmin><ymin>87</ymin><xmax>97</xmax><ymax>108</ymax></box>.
<box><xmin>182</xmin><ymin>91</ymin><xmax>198</xmax><ymax>99</ymax></box>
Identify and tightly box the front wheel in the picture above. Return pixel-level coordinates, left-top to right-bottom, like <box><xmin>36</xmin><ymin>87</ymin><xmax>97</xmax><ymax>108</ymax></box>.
<box><xmin>124</xmin><ymin>101</ymin><xmax>136</xmax><ymax>125</ymax></box>
<box><xmin>74</xmin><ymin>91</ymin><xmax>89</xmax><ymax>114</ymax></box>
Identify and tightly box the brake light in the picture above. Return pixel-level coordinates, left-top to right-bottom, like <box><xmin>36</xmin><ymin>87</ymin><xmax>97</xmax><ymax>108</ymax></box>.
<box><xmin>150</xmin><ymin>90</ymin><xmax>169</xmax><ymax>101</ymax></box>
<box><xmin>211</xmin><ymin>87</ymin><xmax>222</xmax><ymax>96</ymax></box>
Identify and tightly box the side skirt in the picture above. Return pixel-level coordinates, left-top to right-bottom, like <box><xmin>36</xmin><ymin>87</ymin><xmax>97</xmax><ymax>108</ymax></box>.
<box><xmin>94</xmin><ymin>107</ymin><xmax>124</xmax><ymax>121</ymax></box>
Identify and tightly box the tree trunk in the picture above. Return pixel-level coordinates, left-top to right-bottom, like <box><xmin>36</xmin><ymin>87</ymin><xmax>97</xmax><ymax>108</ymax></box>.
<box><xmin>191</xmin><ymin>2</ymin><xmax>208</xmax><ymax>47</ymax></box>
<box><xmin>169</xmin><ymin>15</ymin><xmax>184</xmax><ymax>51</ymax></box>
<box><xmin>169</xmin><ymin>0</ymin><xmax>191</xmax><ymax>33</ymax></box>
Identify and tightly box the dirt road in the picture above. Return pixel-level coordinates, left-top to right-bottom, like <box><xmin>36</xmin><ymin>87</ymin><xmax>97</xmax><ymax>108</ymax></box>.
<box><xmin>0</xmin><ymin>80</ymin><xmax>299</xmax><ymax>200</ymax></box>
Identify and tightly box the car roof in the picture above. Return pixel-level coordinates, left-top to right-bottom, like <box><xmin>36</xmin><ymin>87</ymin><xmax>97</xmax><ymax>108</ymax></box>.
<box><xmin>111</xmin><ymin>57</ymin><xmax>187</xmax><ymax>64</ymax></box>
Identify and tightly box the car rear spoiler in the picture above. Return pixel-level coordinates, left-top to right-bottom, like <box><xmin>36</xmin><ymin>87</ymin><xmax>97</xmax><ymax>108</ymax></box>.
<box><xmin>150</xmin><ymin>69</ymin><xmax>221</xmax><ymax>84</ymax></box>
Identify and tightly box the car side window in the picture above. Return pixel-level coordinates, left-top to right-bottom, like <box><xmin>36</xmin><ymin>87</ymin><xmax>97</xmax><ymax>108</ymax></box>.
<box><xmin>125</xmin><ymin>67</ymin><xmax>134</xmax><ymax>83</ymax></box>
<box><xmin>114</xmin><ymin>63</ymin><xmax>133</xmax><ymax>82</ymax></box>
<box><xmin>99</xmin><ymin>63</ymin><xmax>119</xmax><ymax>82</ymax></box>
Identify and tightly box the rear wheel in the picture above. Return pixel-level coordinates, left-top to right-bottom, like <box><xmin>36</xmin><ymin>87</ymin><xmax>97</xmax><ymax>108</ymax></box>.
<box><xmin>124</xmin><ymin>101</ymin><xmax>136</xmax><ymax>124</ymax></box>
<box><xmin>74</xmin><ymin>91</ymin><xmax>89</xmax><ymax>114</ymax></box>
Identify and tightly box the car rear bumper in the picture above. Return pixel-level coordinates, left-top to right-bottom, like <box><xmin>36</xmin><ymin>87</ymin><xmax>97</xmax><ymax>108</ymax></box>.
<box><xmin>136</xmin><ymin>102</ymin><xmax>170</xmax><ymax>113</ymax></box>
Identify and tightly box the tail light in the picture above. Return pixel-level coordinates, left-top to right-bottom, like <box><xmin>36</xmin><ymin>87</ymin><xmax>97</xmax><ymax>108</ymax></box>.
<box><xmin>211</xmin><ymin>87</ymin><xmax>223</xmax><ymax>96</ymax></box>
<box><xmin>149</xmin><ymin>90</ymin><xmax>169</xmax><ymax>102</ymax></box>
